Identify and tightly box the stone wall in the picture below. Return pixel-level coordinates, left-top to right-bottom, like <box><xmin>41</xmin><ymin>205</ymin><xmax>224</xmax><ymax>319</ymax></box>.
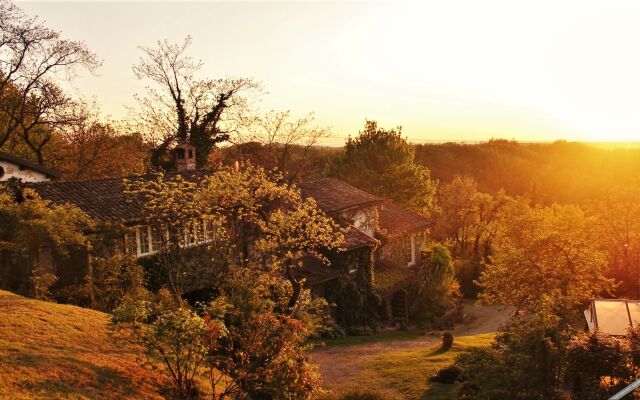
<box><xmin>378</xmin><ymin>231</ymin><xmax>426</xmax><ymax>267</ymax></box>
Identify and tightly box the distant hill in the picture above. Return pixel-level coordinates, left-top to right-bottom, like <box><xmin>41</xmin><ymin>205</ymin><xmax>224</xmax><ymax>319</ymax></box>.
<box><xmin>0</xmin><ymin>291</ymin><xmax>166</xmax><ymax>399</ymax></box>
<box><xmin>414</xmin><ymin>140</ymin><xmax>640</xmax><ymax>205</ymax></box>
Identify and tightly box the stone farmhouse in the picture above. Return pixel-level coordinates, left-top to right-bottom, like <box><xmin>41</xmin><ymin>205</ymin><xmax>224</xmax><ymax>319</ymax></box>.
<box><xmin>20</xmin><ymin>147</ymin><xmax>431</xmax><ymax>325</ymax></box>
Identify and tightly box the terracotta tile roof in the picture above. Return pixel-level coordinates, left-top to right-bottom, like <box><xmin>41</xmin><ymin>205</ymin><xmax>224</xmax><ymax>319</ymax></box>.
<box><xmin>0</xmin><ymin>151</ymin><xmax>60</xmax><ymax>179</ymax></box>
<box><xmin>298</xmin><ymin>178</ymin><xmax>382</xmax><ymax>214</ymax></box>
<box><xmin>27</xmin><ymin>171</ymin><xmax>210</xmax><ymax>224</ymax></box>
<box><xmin>378</xmin><ymin>201</ymin><xmax>430</xmax><ymax>235</ymax></box>
<box><xmin>343</xmin><ymin>225</ymin><xmax>379</xmax><ymax>250</ymax></box>
<box><xmin>28</xmin><ymin>173</ymin><xmax>419</xmax><ymax>247</ymax></box>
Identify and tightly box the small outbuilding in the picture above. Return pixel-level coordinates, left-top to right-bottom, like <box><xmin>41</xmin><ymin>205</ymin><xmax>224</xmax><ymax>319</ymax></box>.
<box><xmin>0</xmin><ymin>151</ymin><xmax>60</xmax><ymax>182</ymax></box>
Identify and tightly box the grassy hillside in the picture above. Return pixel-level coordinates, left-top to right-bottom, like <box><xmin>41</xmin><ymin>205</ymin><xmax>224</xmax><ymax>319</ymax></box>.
<box><xmin>0</xmin><ymin>291</ymin><xmax>166</xmax><ymax>400</ymax></box>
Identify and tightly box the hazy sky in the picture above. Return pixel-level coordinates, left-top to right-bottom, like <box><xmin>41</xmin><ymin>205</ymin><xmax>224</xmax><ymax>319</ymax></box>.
<box><xmin>16</xmin><ymin>0</ymin><xmax>640</xmax><ymax>145</ymax></box>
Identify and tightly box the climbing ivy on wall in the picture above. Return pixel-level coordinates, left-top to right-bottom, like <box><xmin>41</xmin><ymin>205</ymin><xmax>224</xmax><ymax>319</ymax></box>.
<box><xmin>325</xmin><ymin>246</ymin><xmax>381</xmax><ymax>328</ymax></box>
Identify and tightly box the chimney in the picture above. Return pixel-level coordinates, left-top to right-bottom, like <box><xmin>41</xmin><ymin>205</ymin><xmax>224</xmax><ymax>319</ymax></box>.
<box><xmin>175</xmin><ymin>143</ymin><xmax>196</xmax><ymax>172</ymax></box>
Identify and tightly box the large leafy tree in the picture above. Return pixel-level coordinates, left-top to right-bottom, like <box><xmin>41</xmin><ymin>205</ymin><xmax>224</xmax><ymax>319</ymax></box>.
<box><xmin>130</xmin><ymin>36</ymin><xmax>259</xmax><ymax>169</ymax></box>
<box><xmin>591</xmin><ymin>182</ymin><xmax>640</xmax><ymax>297</ymax></box>
<box><xmin>0</xmin><ymin>0</ymin><xmax>100</xmax><ymax>164</ymax></box>
<box><xmin>36</xmin><ymin>102</ymin><xmax>148</xmax><ymax>180</ymax></box>
<box><xmin>124</xmin><ymin>164</ymin><xmax>344</xmax><ymax>307</ymax></box>
<box><xmin>325</xmin><ymin>120</ymin><xmax>438</xmax><ymax>217</ymax></box>
<box><xmin>434</xmin><ymin>175</ymin><xmax>512</xmax><ymax>259</ymax></box>
<box><xmin>117</xmin><ymin>164</ymin><xmax>339</xmax><ymax>399</ymax></box>
<box><xmin>479</xmin><ymin>202</ymin><xmax>614</xmax><ymax>314</ymax></box>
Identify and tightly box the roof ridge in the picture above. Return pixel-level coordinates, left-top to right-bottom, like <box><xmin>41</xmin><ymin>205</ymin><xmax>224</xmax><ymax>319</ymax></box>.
<box><xmin>27</xmin><ymin>170</ymin><xmax>210</xmax><ymax>187</ymax></box>
<box><xmin>0</xmin><ymin>151</ymin><xmax>60</xmax><ymax>178</ymax></box>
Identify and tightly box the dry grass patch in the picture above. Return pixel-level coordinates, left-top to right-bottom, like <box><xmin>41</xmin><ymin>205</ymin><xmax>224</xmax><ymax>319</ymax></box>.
<box><xmin>0</xmin><ymin>290</ymin><xmax>167</xmax><ymax>399</ymax></box>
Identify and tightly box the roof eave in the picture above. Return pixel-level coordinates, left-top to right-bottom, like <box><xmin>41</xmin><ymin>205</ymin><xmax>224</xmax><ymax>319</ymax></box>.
<box><xmin>0</xmin><ymin>151</ymin><xmax>61</xmax><ymax>178</ymax></box>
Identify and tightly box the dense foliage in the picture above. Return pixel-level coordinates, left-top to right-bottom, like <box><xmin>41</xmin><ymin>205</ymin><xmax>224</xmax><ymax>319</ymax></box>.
<box><xmin>455</xmin><ymin>311</ymin><xmax>569</xmax><ymax>400</ymax></box>
<box><xmin>112</xmin><ymin>164</ymin><xmax>343</xmax><ymax>398</ymax></box>
<box><xmin>415</xmin><ymin>140</ymin><xmax>640</xmax><ymax>206</ymax></box>
<box><xmin>479</xmin><ymin>202</ymin><xmax>614</xmax><ymax>314</ymax></box>
<box><xmin>411</xmin><ymin>245</ymin><xmax>460</xmax><ymax>327</ymax></box>
<box><xmin>325</xmin><ymin>120</ymin><xmax>438</xmax><ymax>217</ymax></box>
<box><xmin>0</xmin><ymin>187</ymin><xmax>93</xmax><ymax>298</ymax></box>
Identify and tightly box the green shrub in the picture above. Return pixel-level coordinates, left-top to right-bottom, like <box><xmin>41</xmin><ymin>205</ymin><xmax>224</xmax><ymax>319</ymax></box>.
<box><xmin>55</xmin><ymin>254</ymin><xmax>149</xmax><ymax>312</ymax></box>
<box><xmin>30</xmin><ymin>265</ymin><xmax>57</xmax><ymax>300</ymax></box>
<box><xmin>454</xmin><ymin>258</ymin><xmax>483</xmax><ymax>298</ymax></box>
<box><xmin>430</xmin><ymin>364</ymin><xmax>462</xmax><ymax>384</ymax></box>
<box><xmin>565</xmin><ymin>332</ymin><xmax>633</xmax><ymax>399</ymax></box>
<box><xmin>346</xmin><ymin>326</ymin><xmax>374</xmax><ymax>336</ymax></box>
<box><xmin>455</xmin><ymin>313</ymin><xmax>568</xmax><ymax>400</ymax></box>
<box><xmin>313</xmin><ymin>320</ymin><xmax>346</xmax><ymax>340</ymax></box>
<box><xmin>412</xmin><ymin>245</ymin><xmax>460</xmax><ymax>327</ymax></box>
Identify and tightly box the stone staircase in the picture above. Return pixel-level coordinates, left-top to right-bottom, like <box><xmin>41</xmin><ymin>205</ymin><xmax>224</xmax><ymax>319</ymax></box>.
<box><xmin>390</xmin><ymin>290</ymin><xmax>408</xmax><ymax>322</ymax></box>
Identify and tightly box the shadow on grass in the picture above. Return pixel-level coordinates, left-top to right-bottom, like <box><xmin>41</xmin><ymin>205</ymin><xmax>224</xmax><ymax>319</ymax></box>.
<box><xmin>18</xmin><ymin>355</ymin><xmax>165</xmax><ymax>399</ymax></box>
<box><xmin>426</xmin><ymin>345</ymin><xmax>452</xmax><ymax>357</ymax></box>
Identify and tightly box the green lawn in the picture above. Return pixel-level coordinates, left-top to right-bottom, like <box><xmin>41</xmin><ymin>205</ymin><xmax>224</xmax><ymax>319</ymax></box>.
<box><xmin>367</xmin><ymin>333</ymin><xmax>494</xmax><ymax>399</ymax></box>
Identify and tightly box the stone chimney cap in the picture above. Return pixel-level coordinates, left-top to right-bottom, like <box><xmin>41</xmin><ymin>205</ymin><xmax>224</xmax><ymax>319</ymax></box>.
<box><xmin>175</xmin><ymin>143</ymin><xmax>196</xmax><ymax>172</ymax></box>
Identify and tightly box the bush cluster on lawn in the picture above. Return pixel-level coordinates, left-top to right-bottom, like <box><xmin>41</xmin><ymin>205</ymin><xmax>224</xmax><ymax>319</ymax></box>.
<box><xmin>429</xmin><ymin>364</ymin><xmax>461</xmax><ymax>384</ymax></box>
<box><xmin>411</xmin><ymin>245</ymin><xmax>461</xmax><ymax>328</ymax></box>
<box><xmin>436</xmin><ymin>311</ymin><xmax>640</xmax><ymax>400</ymax></box>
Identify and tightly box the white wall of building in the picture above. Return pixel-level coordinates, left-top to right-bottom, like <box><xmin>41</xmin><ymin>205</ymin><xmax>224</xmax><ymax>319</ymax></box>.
<box><xmin>0</xmin><ymin>160</ymin><xmax>49</xmax><ymax>182</ymax></box>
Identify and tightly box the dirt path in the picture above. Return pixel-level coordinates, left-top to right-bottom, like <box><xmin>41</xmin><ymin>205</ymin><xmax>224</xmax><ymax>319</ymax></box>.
<box><xmin>310</xmin><ymin>302</ymin><xmax>511</xmax><ymax>391</ymax></box>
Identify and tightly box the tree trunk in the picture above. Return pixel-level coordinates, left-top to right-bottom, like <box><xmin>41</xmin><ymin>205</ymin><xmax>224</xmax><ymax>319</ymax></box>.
<box><xmin>286</xmin><ymin>267</ymin><xmax>301</xmax><ymax>310</ymax></box>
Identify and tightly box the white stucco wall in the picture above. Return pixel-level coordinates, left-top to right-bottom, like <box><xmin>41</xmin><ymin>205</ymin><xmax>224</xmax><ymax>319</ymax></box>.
<box><xmin>0</xmin><ymin>160</ymin><xmax>49</xmax><ymax>182</ymax></box>
<box><xmin>341</xmin><ymin>206</ymin><xmax>378</xmax><ymax>236</ymax></box>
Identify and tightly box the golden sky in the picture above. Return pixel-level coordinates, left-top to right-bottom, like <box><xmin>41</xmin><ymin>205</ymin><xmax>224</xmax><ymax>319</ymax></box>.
<box><xmin>17</xmin><ymin>0</ymin><xmax>640</xmax><ymax>145</ymax></box>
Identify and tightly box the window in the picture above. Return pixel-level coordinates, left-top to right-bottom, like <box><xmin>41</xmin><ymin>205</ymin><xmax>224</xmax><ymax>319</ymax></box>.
<box><xmin>593</xmin><ymin>300</ymin><xmax>633</xmax><ymax>336</ymax></box>
<box><xmin>0</xmin><ymin>166</ymin><xmax>4</xmax><ymax>179</ymax></box>
<box><xmin>194</xmin><ymin>220</ymin><xmax>205</xmax><ymax>243</ymax></box>
<box><xmin>407</xmin><ymin>234</ymin><xmax>416</xmax><ymax>267</ymax></box>
<box><xmin>349</xmin><ymin>259</ymin><xmax>358</xmax><ymax>274</ymax></box>
<box><xmin>188</xmin><ymin>149</ymin><xmax>193</xmax><ymax>159</ymax></box>
<box><xmin>139</xmin><ymin>226</ymin><xmax>150</xmax><ymax>255</ymax></box>
<box><xmin>125</xmin><ymin>221</ymin><xmax>212</xmax><ymax>258</ymax></box>
<box><xmin>184</xmin><ymin>224</ymin><xmax>194</xmax><ymax>246</ymax></box>
<box><xmin>125</xmin><ymin>229</ymin><xmax>137</xmax><ymax>255</ymax></box>
<box><xmin>204</xmin><ymin>219</ymin><xmax>215</xmax><ymax>241</ymax></box>
<box><xmin>166</xmin><ymin>225</ymin><xmax>177</xmax><ymax>246</ymax></box>
<box><xmin>151</xmin><ymin>226</ymin><xmax>165</xmax><ymax>252</ymax></box>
